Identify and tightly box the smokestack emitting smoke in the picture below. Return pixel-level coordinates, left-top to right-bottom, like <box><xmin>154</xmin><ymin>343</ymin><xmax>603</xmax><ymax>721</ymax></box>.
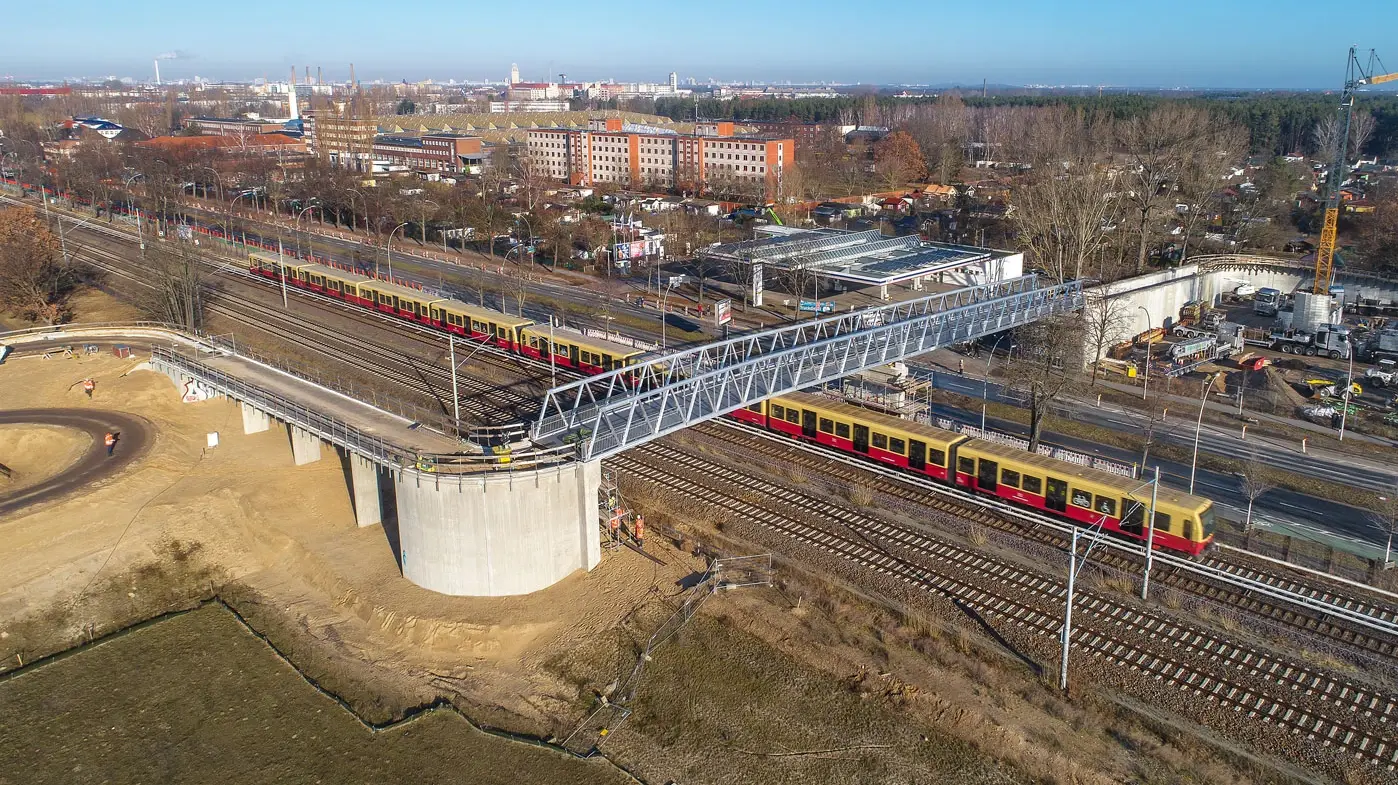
<box><xmin>152</xmin><ymin>51</ymin><xmax>191</xmax><ymax>85</ymax></box>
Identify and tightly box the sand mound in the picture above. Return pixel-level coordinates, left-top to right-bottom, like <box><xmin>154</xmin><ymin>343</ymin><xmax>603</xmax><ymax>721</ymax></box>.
<box><xmin>0</xmin><ymin>424</ymin><xmax>92</xmax><ymax>493</ymax></box>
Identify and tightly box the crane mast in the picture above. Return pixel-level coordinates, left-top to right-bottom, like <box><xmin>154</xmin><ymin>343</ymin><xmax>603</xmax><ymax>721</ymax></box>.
<box><xmin>1315</xmin><ymin>47</ymin><xmax>1398</xmax><ymax>294</ymax></box>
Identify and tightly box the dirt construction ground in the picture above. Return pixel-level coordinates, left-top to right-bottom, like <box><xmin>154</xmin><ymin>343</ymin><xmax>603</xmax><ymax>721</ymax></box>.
<box><xmin>0</xmin><ymin>300</ymin><xmax>1338</xmax><ymax>783</ymax></box>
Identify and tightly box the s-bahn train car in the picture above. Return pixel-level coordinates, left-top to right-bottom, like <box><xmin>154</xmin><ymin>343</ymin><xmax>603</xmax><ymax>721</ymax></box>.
<box><xmin>518</xmin><ymin>325</ymin><xmax>645</xmax><ymax>374</ymax></box>
<box><xmin>429</xmin><ymin>300</ymin><xmax>532</xmax><ymax>351</ymax></box>
<box><xmin>353</xmin><ymin>279</ymin><xmax>445</xmax><ymax>326</ymax></box>
<box><xmin>753</xmin><ymin>392</ymin><xmax>1216</xmax><ymax>555</ymax></box>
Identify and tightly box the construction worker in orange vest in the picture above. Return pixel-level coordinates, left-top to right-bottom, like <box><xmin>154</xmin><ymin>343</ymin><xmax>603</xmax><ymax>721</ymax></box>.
<box><xmin>633</xmin><ymin>514</ymin><xmax>645</xmax><ymax>548</ymax></box>
<box><xmin>609</xmin><ymin>507</ymin><xmax>622</xmax><ymax>544</ymax></box>
<box><xmin>104</xmin><ymin>431</ymin><xmax>117</xmax><ymax>457</ymax></box>
<box><xmin>82</xmin><ymin>378</ymin><xmax>95</xmax><ymax>398</ymax></box>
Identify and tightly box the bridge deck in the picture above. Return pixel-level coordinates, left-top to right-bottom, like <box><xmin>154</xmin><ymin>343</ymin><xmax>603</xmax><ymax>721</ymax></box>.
<box><xmin>196</xmin><ymin>353</ymin><xmax>462</xmax><ymax>456</ymax></box>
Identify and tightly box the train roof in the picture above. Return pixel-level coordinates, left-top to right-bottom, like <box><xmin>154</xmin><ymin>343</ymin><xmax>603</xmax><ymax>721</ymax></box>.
<box><xmin>775</xmin><ymin>391</ymin><xmax>969</xmax><ymax>448</ymax></box>
<box><xmin>434</xmin><ymin>298</ymin><xmax>534</xmax><ymax>328</ymax></box>
<box><xmin>526</xmin><ymin>325</ymin><xmax>646</xmax><ymax>357</ymax></box>
<box><xmin>961</xmin><ymin>436</ymin><xmax>1209</xmax><ymax>510</ymax></box>
<box><xmin>249</xmin><ymin>250</ymin><xmax>314</xmax><ymax>269</ymax></box>
<box><xmin>354</xmin><ymin>276</ymin><xmax>448</xmax><ymax>303</ymax></box>
<box><xmin>299</xmin><ymin>262</ymin><xmax>373</xmax><ymax>285</ymax></box>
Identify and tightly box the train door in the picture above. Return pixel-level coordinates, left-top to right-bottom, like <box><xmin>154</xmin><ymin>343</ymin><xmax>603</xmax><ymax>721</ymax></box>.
<box><xmin>852</xmin><ymin>424</ymin><xmax>869</xmax><ymax>453</ymax></box>
<box><xmin>909</xmin><ymin>439</ymin><xmax>926</xmax><ymax>471</ymax></box>
<box><xmin>977</xmin><ymin>459</ymin><xmax>998</xmax><ymax>492</ymax></box>
<box><xmin>569</xmin><ymin>343</ymin><xmax>580</xmax><ymax>366</ymax></box>
<box><xmin>799</xmin><ymin>409</ymin><xmax>817</xmax><ymax>439</ymax></box>
<box><xmin>1120</xmin><ymin>498</ymin><xmax>1145</xmax><ymax>536</ymax></box>
<box><xmin>1045</xmin><ymin>477</ymin><xmax>1068</xmax><ymax>512</ymax></box>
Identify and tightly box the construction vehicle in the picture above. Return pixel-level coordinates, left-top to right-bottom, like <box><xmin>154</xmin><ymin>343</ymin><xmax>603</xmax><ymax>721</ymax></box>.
<box><xmin>1254</xmin><ymin>287</ymin><xmax>1282</xmax><ymax>317</ymax></box>
<box><xmin>1314</xmin><ymin>48</ymin><xmax>1398</xmax><ymax>296</ymax></box>
<box><xmin>1240</xmin><ymin>323</ymin><xmax>1352</xmax><ymax>358</ymax></box>
<box><xmin>1358</xmin><ymin>329</ymin><xmax>1398</xmax><ymax>362</ymax></box>
<box><xmin>1171</xmin><ymin>308</ymin><xmax>1224</xmax><ymax>338</ymax></box>
<box><xmin>1365</xmin><ymin>359</ymin><xmax>1398</xmax><ymax>388</ymax></box>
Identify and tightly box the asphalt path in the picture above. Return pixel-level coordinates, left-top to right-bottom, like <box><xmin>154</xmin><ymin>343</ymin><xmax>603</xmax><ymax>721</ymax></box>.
<box><xmin>0</xmin><ymin>409</ymin><xmax>151</xmax><ymax>517</ymax></box>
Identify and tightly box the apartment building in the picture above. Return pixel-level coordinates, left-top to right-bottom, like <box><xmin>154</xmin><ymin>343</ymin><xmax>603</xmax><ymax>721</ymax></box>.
<box><xmin>527</xmin><ymin>118</ymin><xmax>792</xmax><ymax>198</ymax></box>
<box><xmin>306</xmin><ymin>111</ymin><xmax>379</xmax><ymax>170</ymax></box>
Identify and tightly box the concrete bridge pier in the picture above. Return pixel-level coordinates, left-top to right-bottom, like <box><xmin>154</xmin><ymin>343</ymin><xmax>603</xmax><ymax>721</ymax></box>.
<box><xmin>241</xmin><ymin>402</ymin><xmax>270</xmax><ymax>434</ymax></box>
<box><xmin>393</xmin><ymin>459</ymin><xmax>602</xmax><ymax>596</ymax></box>
<box><xmin>290</xmin><ymin>426</ymin><xmax>322</xmax><ymax>465</ymax></box>
<box><xmin>345</xmin><ymin>451</ymin><xmax>384</xmax><ymax>528</ymax></box>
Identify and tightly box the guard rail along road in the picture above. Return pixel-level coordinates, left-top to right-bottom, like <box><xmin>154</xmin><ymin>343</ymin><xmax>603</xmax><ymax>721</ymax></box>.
<box><xmin>533</xmin><ymin>274</ymin><xmax>1086</xmax><ymax>462</ymax></box>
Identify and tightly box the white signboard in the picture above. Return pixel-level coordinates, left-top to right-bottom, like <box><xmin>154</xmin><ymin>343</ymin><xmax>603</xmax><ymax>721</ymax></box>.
<box><xmin>714</xmin><ymin>298</ymin><xmax>732</xmax><ymax>327</ymax></box>
<box><xmin>751</xmin><ymin>262</ymin><xmax>764</xmax><ymax>307</ymax></box>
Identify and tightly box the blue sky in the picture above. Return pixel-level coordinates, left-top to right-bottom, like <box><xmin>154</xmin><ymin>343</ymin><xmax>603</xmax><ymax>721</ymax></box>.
<box><xmin>3</xmin><ymin>0</ymin><xmax>1394</xmax><ymax>88</ymax></box>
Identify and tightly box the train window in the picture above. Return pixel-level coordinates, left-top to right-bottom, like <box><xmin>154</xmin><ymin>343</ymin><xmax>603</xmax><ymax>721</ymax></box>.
<box><xmin>1094</xmin><ymin>496</ymin><xmax>1116</xmax><ymax>516</ymax></box>
<box><xmin>1070</xmin><ymin>488</ymin><xmax>1092</xmax><ymax>508</ymax></box>
<box><xmin>1183</xmin><ymin>518</ymin><xmax>1196</xmax><ymax>541</ymax></box>
<box><xmin>747</xmin><ymin>403</ymin><xmax>762</xmax><ymax>412</ymax></box>
<box><xmin>957</xmin><ymin>456</ymin><xmax>975</xmax><ymax>475</ymax></box>
<box><xmin>1022</xmin><ymin>475</ymin><xmax>1042</xmax><ymax>494</ymax></box>
<box><xmin>602</xmin><ymin>354</ymin><xmax>614</xmax><ymax>368</ymax></box>
<box><xmin>819</xmin><ymin>418</ymin><xmax>834</xmax><ymax>434</ymax></box>
<box><xmin>872</xmin><ymin>433</ymin><xmax>888</xmax><ymax>450</ymax></box>
<box><xmin>1199</xmin><ymin>507</ymin><xmax>1215</xmax><ymax>537</ymax></box>
<box><xmin>928</xmin><ymin>448</ymin><xmax>945</xmax><ymax>466</ymax></box>
<box><xmin>888</xmin><ymin>437</ymin><xmax>905</xmax><ymax>455</ymax></box>
<box><xmin>835</xmin><ymin>422</ymin><xmax>850</xmax><ymax>439</ymax></box>
<box><xmin>1153</xmin><ymin>511</ymin><xmax>1172</xmax><ymax>533</ymax></box>
<box><xmin>471</xmin><ymin>320</ymin><xmax>484</xmax><ymax>332</ymax></box>
<box><xmin>1001</xmin><ymin>468</ymin><xmax>1020</xmax><ymax>488</ymax></box>
<box><xmin>786</xmin><ymin>409</ymin><xmax>800</xmax><ymax>424</ymax></box>
<box><xmin>771</xmin><ymin>404</ymin><xmax>785</xmax><ymax>420</ymax></box>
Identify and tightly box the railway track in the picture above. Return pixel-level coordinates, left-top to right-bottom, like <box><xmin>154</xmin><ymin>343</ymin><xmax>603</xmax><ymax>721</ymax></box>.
<box><xmin>693</xmin><ymin>418</ymin><xmax>1398</xmax><ymax>665</ymax></box>
<box><xmin>615</xmin><ymin>440</ymin><xmax>1398</xmax><ymax>771</ymax></box>
<box><xmin>74</xmin><ymin>239</ymin><xmax>547</xmax><ymax>428</ymax></box>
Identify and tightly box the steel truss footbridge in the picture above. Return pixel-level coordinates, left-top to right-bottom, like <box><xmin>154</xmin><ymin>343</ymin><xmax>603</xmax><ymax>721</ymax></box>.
<box><xmin>533</xmin><ymin>274</ymin><xmax>1085</xmax><ymax>461</ymax></box>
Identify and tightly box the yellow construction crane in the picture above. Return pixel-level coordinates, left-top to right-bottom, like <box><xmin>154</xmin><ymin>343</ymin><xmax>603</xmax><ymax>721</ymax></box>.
<box><xmin>1315</xmin><ymin>47</ymin><xmax>1398</xmax><ymax>294</ymax></box>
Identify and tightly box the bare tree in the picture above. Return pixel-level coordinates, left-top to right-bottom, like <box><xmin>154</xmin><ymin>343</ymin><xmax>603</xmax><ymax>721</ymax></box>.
<box><xmin>144</xmin><ymin>241</ymin><xmax>209</xmax><ymax>331</ymax></box>
<box><xmin>1003</xmin><ymin>315</ymin><xmax>1083</xmax><ymax>451</ymax></box>
<box><xmin>1237</xmin><ymin>460</ymin><xmax>1275</xmax><ymax>533</ymax></box>
<box><xmin>0</xmin><ymin>206</ymin><xmax>74</xmax><ymax>324</ymax></box>
<box><xmin>1081</xmin><ymin>291</ymin><xmax>1132</xmax><ymax>386</ymax></box>
<box><xmin>1314</xmin><ymin>111</ymin><xmax>1377</xmax><ymax>164</ymax></box>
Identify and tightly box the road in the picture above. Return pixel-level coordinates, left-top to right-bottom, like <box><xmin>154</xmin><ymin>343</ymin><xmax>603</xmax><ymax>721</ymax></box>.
<box><xmin>0</xmin><ymin>409</ymin><xmax>151</xmax><ymax>516</ymax></box>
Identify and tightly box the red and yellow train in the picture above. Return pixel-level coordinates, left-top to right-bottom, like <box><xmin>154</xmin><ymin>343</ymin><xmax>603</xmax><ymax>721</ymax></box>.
<box><xmin>248</xmin><ymin>252</ymin><xmax>645</xmax><ymax>375</ymax></box>
<box><xmin>733</xmin><ymin>392</ymin><xmax>1216</xmax><ymax>555</ymax></box>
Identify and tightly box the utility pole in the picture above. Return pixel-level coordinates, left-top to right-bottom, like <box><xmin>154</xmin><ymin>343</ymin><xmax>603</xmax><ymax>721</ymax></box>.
<box><xmin>1060</xmin><ymin>521</ymin><xmax>1108</xmax><ymax>691</ymax></box>
<box><xmin>1141</xmin><ymin>465</ymin><xmax>1161</xmax><ymax>600</ymax></box>
<box><xmin>448</xmin><ymin>334</ymin><xmax>460</xmax><ymax>431</ymax></box>
<box><xmin>277</xmin><ymin>238</ymin><xmax>288</xmax><ymax>308</ymax></box>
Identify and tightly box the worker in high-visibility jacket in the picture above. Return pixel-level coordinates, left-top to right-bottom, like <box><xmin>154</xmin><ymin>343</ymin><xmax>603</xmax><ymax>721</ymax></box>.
<box><xmin>104</xmin><ymin>431</ymin><xmax>117</xmax><ymax>457</ymax></box>
<box><xmin>633</xmin><ymin>514</ymin><xmax>645</xmax><ymax>548</ymax></box>
<box><xmin>82</xmin><ymin>379</ymin><xmax>95</xmax><ymax>398</ymax></box>
<box><xmin>609</xmin><ymin>508</ymin><xmax>623</xmax><ymax>543</ymax></box>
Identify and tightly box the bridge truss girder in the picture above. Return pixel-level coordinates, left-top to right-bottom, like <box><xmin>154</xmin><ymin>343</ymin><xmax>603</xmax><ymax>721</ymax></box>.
<box><xmin>533</xmin><ymin>275</ymin><xmax>1084</xmax><ymax>462</ymax></box>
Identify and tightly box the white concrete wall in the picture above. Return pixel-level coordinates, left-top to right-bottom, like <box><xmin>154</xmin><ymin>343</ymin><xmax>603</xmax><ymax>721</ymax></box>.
<box><xmin>394</xmin><ymin>459</ymin><xmax>602</xmax><ymax>596</ymax></box>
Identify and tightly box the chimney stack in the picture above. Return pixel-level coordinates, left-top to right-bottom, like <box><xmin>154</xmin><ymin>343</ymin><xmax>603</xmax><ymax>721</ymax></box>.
<box><xmin>317</xmin><ymin>66</ymin><xmax>322</xmax><ymax>85</ymax></box>
<box><xmin>290</xmin><ymin>66</ymin><xmax>297</xmax><ymax>85</ymax></box>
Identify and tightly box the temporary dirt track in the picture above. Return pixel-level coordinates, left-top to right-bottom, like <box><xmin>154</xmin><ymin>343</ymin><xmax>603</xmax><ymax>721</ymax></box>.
<box><xmin>0</xmin><ymin>409</ymin><xmax>151</xmax><ymax>517</ymax></box>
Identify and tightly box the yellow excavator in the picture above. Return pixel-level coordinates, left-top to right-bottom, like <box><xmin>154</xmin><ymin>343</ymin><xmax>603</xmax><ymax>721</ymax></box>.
<box><xmin>1314</xmin><ymin>47</ymin><xmax>1398</xmax><ymax>294</ymax></box>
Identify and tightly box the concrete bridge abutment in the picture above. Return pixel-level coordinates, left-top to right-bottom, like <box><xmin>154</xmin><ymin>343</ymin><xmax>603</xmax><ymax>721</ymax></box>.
<box><xmin>343</xmin><ymin>450</ymin><xmax>385</xmax><ymax>528</ymax></box>
<box><xmin>393</xmin><ymin>459</ymin><xmax>602</xmax><ymax>597</ymax></box>
<box><xmin>240</xmin><ymin>402</ymin><xmax>271</xmax><ymax>434</ymax></box>
<box><xmin>290</xmin><ymin>426</ymin><xmax>323</xmax><ymax>465</ymax></box>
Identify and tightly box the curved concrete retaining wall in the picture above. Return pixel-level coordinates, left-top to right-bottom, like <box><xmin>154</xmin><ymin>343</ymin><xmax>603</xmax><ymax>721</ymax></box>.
<box><xmin>394</xmin><ymin>460</ymin><xmax>602</xmax><ymax>597</ymax></box>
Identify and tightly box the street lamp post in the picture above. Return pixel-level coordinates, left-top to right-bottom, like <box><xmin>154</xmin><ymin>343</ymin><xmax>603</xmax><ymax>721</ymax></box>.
<box><xmin>1137</xmin><ymin>305</ymin><xmax>1151</xmax><ymax>400</ymax></box>
<box><xmin>661</xmin><ymin>278</ymin><xmax>679</xmax><ymax>351</ymax></box>
<box><xmin>1339</xmin><ymin>348</ymin><xmax>1355</xmax><ymax>441</ymax></box>
<box><xmin>1189</xmin><ymin>372</ymin><xmax>1216</xmax><ymax>495</ymax></box>
<box><xmin>122</xmin><ymin>173</ymin><xmax>146</xmax><ymax>254</ymax></box>
<box><xmin>981</xmin><ymin>334</ymin><xmax>1015</xmax><ymax>434</ymax></box>
<box><xmin>383</xmin><ymin>221</ymin><xmax>409</xmax><ymax>281</ymax></box>
<box><xmin>201</xmin><ymin>166</ymin><xmax>223</xmax><ymax>204</ymax></box>
<box><xmin>294</xmin><ymin>205</ymin><xmax>317</xmax><ymax>262</ymax></box>
<box><xmin>56</xmin><ymin>213</ymin><xmax>98</xmax><ymax>264</ymax></box>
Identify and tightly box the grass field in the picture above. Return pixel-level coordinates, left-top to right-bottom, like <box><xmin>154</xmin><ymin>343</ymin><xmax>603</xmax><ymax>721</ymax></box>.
<box><xmin>0</xmin><ymin>606</ymin><xmax>631</xmax><ymax>785</ymax></box>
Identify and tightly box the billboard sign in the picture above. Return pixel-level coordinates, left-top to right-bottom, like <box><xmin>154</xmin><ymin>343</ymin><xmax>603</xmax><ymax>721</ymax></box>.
<box><xmin>714</xmin><ymin>298</ymin><xmax>732</xmax><ymax>327</ymax></box>
<box><xmin>798</xmin><ymin>300</ymin><xmax>834</xmax><ymax>313</ymax></box>
<box><xmin>751</xmin><ymin>262</ymin><xmax>764</xmax><ymax>307</ymax></box>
